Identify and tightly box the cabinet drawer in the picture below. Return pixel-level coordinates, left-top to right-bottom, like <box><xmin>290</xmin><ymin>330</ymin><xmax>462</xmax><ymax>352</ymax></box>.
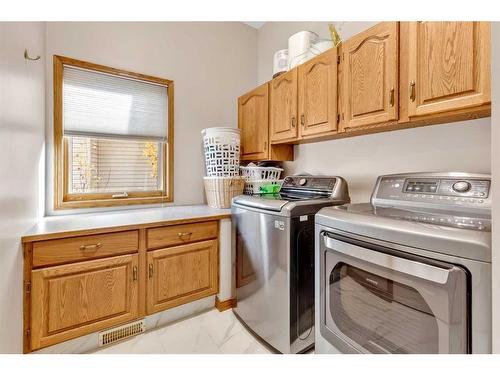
<box><xmin>147</xmin><ymin>221</ymin><xmax>218</xmax><ymax>250</ymax></box>
<box><xmin>32</xmin><ymin>230</ymin><xmax>139</xmax><ymax>267</ymax></box>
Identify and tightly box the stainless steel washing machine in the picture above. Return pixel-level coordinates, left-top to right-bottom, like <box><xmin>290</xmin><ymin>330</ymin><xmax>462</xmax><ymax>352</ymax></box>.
<box><xmin>232</xmin><ymin>175</ymin><xmax>350</xmax><ymax>353</ymax></box>
<box><xmin>315</xmin><ymin>172</ymin><xmax>491</xmax><ymax>354</ymax></box>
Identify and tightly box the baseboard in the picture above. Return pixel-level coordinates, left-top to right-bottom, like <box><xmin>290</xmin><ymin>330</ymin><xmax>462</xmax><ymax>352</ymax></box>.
<box><xmin>215</xmin><ymin>296</ymin><xmax>237</xmax><ymax>312</ymax></box>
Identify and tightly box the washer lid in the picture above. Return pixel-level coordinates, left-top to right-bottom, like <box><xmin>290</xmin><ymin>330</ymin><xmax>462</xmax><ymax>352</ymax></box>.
<box><xmin>315</xmin><ymin>203</ymin><xmax>491</xmax><ymax>262</ymax></box>
<box><xmin>232</xmin><ymin>195</ymin><xmax>289</xmax><ymax>212</ymax></box>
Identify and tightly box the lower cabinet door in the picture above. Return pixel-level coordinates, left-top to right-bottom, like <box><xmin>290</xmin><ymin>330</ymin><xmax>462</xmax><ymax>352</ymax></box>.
<box><xmin>146</xmin><ymin>240</ymin><xmax>219</xmax><ymax>315</ymax></box>
<box><xmin>30</xmin><ymin>254</ymin><xmax>139</xmax><ymax>350</ymax></box>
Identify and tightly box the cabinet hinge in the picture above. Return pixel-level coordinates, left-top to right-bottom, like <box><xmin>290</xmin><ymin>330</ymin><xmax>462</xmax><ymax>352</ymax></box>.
<box><xmin>25</xmin><ymin>281</ymin><xmax>31</xmax><ymax>294</ymax></box>
<box><xmin>26</xmin><ymin>329</ymin><xmax>31</xmax><ymax>339</ymax></box>
<box><xmin>337</xmin><ymin>114</ymin><xmax>340</xmax><ymax>124</ymax></box>
<box><xmin>337</xmin><ymin>55</ymin><xmax>341</xmax><ymax>64</ymax></box>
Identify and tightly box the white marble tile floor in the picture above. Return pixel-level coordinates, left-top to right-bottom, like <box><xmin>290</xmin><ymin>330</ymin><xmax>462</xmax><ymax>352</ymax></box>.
<box><xmin>92</xmin><ymin>309</ymin><xmax>272</xmax><ymax>354</ymax></box>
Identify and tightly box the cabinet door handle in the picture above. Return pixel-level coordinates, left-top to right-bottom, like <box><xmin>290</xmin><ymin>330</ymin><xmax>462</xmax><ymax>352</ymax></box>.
<box><xmin>300</xmin><ymin>114</ymin><xmax>305</xmax><ymax>127</ymax></box>
<box><xmin>148</xmin><ymin>264</ymin><xmax>154</xmax><ymax>278</ymax></box>
<box><xmin>133</xmin><ymin>266</ymin><xmax>138</xmax><ymax>281</ymax></box>
<box><xmin>389</xmin><ymin>87</ymin><xmax>395</xmax><ymax>107</ymax></box>
<box><xmin>291</xmin><ymin>116</ymin><xmax>296</xmax><ymax>128</ymax></box>
<box><xmin>177</xmin><ymin>232</ymin><xmax>193</xmax><ymax>240</ymax></box>
<box><xmin>409</xmin><ymin>81</ymin><xmax>416</xmax><ymax>102</ymax></box>
<box><xmin>79</xmin><ymin>243</ymin><xmax>102</xmax><ymax>252</ymax></box>
<box><xmin>112</xmin><ymin>192</ymin><xmax>129</xmax><ymax>199</ymax></box>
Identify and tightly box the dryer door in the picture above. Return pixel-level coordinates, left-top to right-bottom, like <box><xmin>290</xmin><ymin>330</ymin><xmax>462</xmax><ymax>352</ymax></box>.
<box><xmin>319</xmin><ymin>232</ymin><xmax>469</xmax><ymax>354</ymax></box>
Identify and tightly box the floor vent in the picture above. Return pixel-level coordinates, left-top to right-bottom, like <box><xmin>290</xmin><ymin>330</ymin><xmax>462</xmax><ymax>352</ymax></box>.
<box><xmin>98</xmin><ymin>320</ymin><xmax>145</xmax><ymax>347</ymax></box>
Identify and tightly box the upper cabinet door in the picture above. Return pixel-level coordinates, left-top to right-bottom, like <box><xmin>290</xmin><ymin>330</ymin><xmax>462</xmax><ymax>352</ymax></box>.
<box><xmin>270</xmin><ymin>69</ymin><xmax>298</xmax><ymax>143</ymax></box>
<box><xmin>343</xmin><ymin>22</ymin><xmax>399</xmax><ymax>130</ymax></box>
<box><xmin>298</xmin><ymin>48</ymin><xmax>338</xmax><ymax>137</ymax></box>
<box><xmin>238</xmin><ymin>83</ymin><xmax>269</xmax><ymax>161</ymax></box>
<box><xmin>408</xmin><ymin>22</ymin><xmax>490</xmax><ymax>117</ymax></box>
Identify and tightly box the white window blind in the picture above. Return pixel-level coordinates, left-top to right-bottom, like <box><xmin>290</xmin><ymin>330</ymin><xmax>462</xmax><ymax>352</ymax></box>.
<box><xmin>63</xmin><ymin>66</ymin><xmax>168</xmax><ymax>140</ymax></box>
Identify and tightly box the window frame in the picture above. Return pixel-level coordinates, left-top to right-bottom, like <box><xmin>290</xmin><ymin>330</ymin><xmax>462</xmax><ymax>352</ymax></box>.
<box><xmin>53</xmin><ymin>55</ymin><xmax>174</xmax><ymax>210</ymax></box>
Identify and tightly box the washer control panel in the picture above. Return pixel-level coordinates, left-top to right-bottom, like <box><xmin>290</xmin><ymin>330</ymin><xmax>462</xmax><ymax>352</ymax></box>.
<box><xmin>403</xmin><ymin>178</ymin><xmax>489</xmax><ymax>199</ymax></box>
<box><xmin>281</xmin><ymin>176</ymin><xmax>337</xmax><ymax>191</ymax></box>
<box><xmin>372</xmin><ymin>173</ymin><xmax>491</xmax><ymax>212</ymax></box>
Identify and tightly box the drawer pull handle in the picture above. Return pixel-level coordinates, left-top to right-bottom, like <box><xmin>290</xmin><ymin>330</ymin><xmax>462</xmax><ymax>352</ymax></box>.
<box><xmin>148</xmin><ymin>264</ymin><xmax>154</xmax><ymax>278</ymax></box>
<box><xmin>178</xmin><ymin>232</ymin><xmax>193</xmax><ymax>240</ymax></box>
<box><xmin>79</xmin><ymin>243</ymin><xmax>102</xmax><ymax>252</ymax></box>
<box><xmin>133</xmin><ymin>266</ymin><xmax>138</xmax><ymax>281</ymax></box>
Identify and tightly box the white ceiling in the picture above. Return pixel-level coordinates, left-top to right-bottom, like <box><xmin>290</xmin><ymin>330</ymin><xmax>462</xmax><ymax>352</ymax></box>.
<box><xmin>243</xmin><ymin>22</ymin><xmax>266</xmax><ymax>29</ymax></box>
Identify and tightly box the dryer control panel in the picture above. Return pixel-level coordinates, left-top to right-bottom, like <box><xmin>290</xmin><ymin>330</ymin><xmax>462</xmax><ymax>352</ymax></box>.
<box><xmin>371</xmin><ymin>173</ymin><xmax>491</xmax><ymax>215</ymax></box>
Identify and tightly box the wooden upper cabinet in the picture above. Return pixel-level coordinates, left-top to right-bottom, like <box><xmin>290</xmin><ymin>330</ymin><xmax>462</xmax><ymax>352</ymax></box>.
<box><xmin>298</xmin><ymin>47</ymin><xmax>338</xmax><ymax>137</ymax></box>
<box><xmin>146</xmin><ymin>240</ymin><xmax>218</xmax><ymax>315</ymax></box>
<box><xmin>270</xmin><ymin>69</ymin><xmax>298</xmax><ymax>143</ymax></box>
<box><xmin>407</xmin><ymin>22</ymin><xmax>490</xmax><ymax>117</ymax></box>
<box><xmin>238</xmin><ymin>83</ymin><xmax>269</xmax><ymax>161</ymax></box>
<box><xmin>342</xmin><ymin>22</ymin><xmax>399</xmax><ymax>130</ymax></box>
<box><xmin>30</xmin><ymin>254</ymin><xmax>139</xmax><ymax>350</ymax></box>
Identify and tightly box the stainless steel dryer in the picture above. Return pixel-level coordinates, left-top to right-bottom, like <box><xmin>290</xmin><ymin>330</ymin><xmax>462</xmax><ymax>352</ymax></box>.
<box><xmin>232</xmin><ymin>175</ymin><xmax>350</xmax><ymax>353</ymax></box>
<box><xmin>315</xmin><ymin>172</ymin><xmax>491</xmax><ymax>354</ymax></box>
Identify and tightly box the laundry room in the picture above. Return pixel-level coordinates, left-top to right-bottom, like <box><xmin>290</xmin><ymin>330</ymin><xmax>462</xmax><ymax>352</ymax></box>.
<box><xmin>1</xmin><ymin>0</ymin><xmax>500</xmax><ymax>374</ymax></box>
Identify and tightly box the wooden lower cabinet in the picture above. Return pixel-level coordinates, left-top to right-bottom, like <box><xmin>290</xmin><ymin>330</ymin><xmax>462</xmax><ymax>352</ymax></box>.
<box><xmin>146</xmin><ymin>239</ymin><xmax>219</xmax><ymax>315</ymax></box>
<box><xmin>30</xmin><ymin>254</ymin><xmax>139</xmax><ymax>350</ymax></box>
<box><xmin>23</xmin><ymin>218</ymin><xmax>225</xmax><ymax>353</ymax></box>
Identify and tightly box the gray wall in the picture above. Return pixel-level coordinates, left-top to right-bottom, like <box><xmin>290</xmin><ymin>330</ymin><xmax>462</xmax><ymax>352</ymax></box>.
<box><xmin>0</xmin><ymin>22</ymin><xmax>46</xmax><ymax>353</ymax></box>
<box><xmin>257</xmin><ymin>22</ymin><xmax>491</xmax><ymax>202</ymax></box>
<box><xmin>45</xmin><ymin>22</ymin><xmax>258</xmax><ymax>214</ymax></box>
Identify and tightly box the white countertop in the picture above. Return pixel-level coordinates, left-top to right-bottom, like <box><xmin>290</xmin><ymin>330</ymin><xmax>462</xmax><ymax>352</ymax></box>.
<box><xmin>23</xmin><ymin>205</ymin><xmax>231</xmax><ymax>242</ymax></box>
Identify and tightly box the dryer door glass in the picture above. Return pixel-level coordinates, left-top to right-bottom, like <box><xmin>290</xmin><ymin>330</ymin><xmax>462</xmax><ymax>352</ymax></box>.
<box><xmin>321</xmin><ymin>233</ymin><xmax>469</xmax><ymax>354</ymax></box>
<box><xmin>330</xmin><ymin>263</ymin><xmax>439</xmax><ymax>353</ymax></box>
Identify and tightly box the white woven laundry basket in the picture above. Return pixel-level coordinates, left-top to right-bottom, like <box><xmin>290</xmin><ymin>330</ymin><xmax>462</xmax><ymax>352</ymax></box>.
<box><xmin>202</xmin><ymin>127</ymin><xmax>241</xmax><ymax>177</ymax></box>
<box><xmin>204</xmin><ymin>177</ymin><xmax>245</xmax><ymax>208</ymax></box>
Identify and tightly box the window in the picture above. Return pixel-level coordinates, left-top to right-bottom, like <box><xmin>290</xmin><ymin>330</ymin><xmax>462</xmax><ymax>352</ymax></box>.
<box><xmin>53</xmin><ymin>56</ymin><xmax>173</xmax><ymax>209</ymax></box>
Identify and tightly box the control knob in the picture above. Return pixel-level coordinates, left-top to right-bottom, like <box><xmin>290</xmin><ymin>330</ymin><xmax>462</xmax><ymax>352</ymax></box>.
<box><xmin>452</xmin><ymin>181</ymin><xmax>471</xmax><ymax>193</ymax></box>
<box><xmin>298</xmin><ymin>178</ymin><xmax>307</xmax><ymax>186</ymax></box>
